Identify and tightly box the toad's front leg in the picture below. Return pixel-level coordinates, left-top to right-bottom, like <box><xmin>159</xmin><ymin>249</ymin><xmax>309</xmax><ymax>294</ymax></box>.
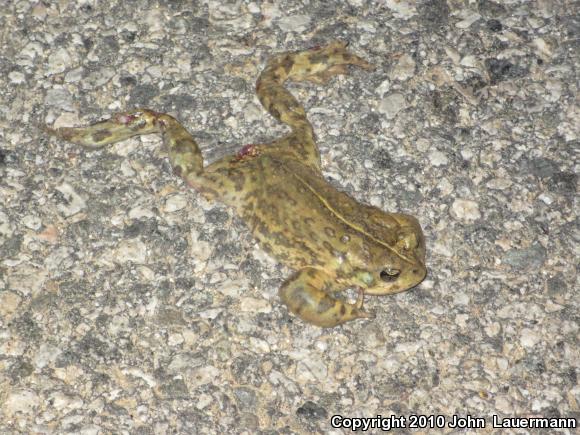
<box><xmin>279</xmin><ymin>267</ymin><xmax>375</xmax><ymax>327</ymax></box>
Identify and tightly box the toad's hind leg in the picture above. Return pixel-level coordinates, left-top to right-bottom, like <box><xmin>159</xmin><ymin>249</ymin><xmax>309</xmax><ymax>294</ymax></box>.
<box><xmin>279</xmin><ymin>267</ymin><xmax>375</xmax><ymax>328</ymax></box>
<box><xmin>256</xmin><ymin>41</ymin><xmax>374</xmax><ymax>171</ymax></box>
<box><xmin>45</xmin><ymin>109</ymin><xmax>211</xmax><ymax>186</ymax></box>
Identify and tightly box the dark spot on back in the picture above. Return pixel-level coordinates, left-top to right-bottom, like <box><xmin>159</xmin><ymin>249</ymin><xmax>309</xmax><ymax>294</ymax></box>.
<box><xmin>280</xmin><ymin>55</ymin><xmax>293</xmax><ymax>73</ymax></box>
<box><xmin>322</xmin><ymin>241</ymin><xmax>334</xmax><ymax>253</ymax></box>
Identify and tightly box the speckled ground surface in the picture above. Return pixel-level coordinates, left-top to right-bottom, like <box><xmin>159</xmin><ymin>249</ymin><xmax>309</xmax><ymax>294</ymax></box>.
<box><xmin>1</xmin><ymin>1</ymin><xmax>578</xmax><ymax>434</ymax></box>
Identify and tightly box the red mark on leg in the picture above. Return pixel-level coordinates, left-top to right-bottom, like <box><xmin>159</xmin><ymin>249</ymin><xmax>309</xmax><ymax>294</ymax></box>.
<box><xmin>116</xmin><ymin>113</ymin><xmax>139</xmax><ymax>124</ymax></box>
<box><xmin>235</xmin><ymin>144</ymin><xmax>260</xmax><ymax>161</ymax></box>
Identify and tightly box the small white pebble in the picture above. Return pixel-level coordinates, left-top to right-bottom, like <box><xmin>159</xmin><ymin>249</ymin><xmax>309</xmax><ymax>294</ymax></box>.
<box><xmin>451</xmin><ymin>199</ymin><xmax>481</xmax><ymax>221</ymax></box>
<box><xmin>428</xmin><ymin>150</ymin><xmax>448</xmax><ymax>166</ymax></box>
<box><xmin>9</xmin><ymin>71</ymin><xmax>25</xmax><ymax>84</ymax></box>
<box><xmin>520</xmin><ymin>328</ymin><xmax>541</xmax><ymax>348</ymax></box>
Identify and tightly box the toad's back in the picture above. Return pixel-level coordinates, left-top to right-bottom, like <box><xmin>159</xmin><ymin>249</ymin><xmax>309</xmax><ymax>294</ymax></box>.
<box><xmin>218</xmin><ymin>152</ymin><xmax>424</xmax><ymax>278</ymax></box>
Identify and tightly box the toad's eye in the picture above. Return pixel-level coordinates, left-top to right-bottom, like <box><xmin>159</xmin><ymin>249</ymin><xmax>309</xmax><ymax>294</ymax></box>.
<box><xmin>380</xmin><ymin>268</ymin><xmax>400</xmax><ymax>282</ymax></box>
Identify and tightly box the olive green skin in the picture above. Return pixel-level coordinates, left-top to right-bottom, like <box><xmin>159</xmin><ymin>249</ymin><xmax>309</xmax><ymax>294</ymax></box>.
<box><xmin>47</xmin><ymin>42</ymin><xmax>426</xmax><ymax>327</ymax></box>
